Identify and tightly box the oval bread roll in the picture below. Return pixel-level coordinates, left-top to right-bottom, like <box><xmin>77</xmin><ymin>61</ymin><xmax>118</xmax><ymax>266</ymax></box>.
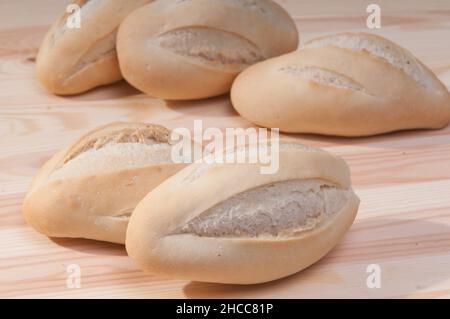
<box><xmin>117</xmin><ymin>0</ymin><xmax>299</xmax><ymax>100</ymax></box>
<box><xmin>231</xmin><ymin>33</ymin><xmax>450</xmax><ymax>136</ymax></box>
<box><xmin>36</xmin><ymin>0</ymin><xmax>152</xmax><ymax>95</ymax></box>
<box><xmin>126</xmin><ymin>142</ymin><xmax>359</xmax><ymax>284</ymax></box>
<box><xmin>23</xmin><ymin>122</ymin><xmax>188</xmax><ymax>244</ymax></box>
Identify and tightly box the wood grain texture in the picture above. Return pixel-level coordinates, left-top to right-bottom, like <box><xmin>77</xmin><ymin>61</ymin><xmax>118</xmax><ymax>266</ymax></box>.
<box><xmin>1</xmin><ymin>0</ymin><xmax>450</xmax><ymax>299</ymax></box>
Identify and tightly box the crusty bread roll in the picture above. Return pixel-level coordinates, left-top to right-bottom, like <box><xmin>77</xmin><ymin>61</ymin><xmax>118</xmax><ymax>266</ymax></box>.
<box><xmin>126</xmin><ymin>142</ymin><xmax>359</xmax><ymax>284</ymax></box>
<box><xmin>231</xmin><ymin>32</ymin><xmax>450</xmax><ymax>136</ymax></box>
<box><xmin>36</xmin><ymin>0</ymin><xmax>152</xmax><ymax>95</ymax></box>
<box><xmin>23</xmin><ymin>122</ymin><xmax>188</xmax><ymax>244</ymax></box>
<box><xmin>117</xmin><ymin>0</ymin><xmax>299</xmax><ymax>100</ymax></box>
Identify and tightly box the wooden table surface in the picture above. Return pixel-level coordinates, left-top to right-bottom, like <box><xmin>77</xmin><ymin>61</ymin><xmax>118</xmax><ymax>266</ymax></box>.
<box><xmin>1</xmin><ymin>0</ymin><xmax>450</xmax><ymax>299</ymax></box>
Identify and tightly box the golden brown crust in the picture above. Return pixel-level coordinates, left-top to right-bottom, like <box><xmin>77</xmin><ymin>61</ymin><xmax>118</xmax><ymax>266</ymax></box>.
<box><xmin>126</xmin><ymin>143</ymin><xmax>359</xmax><ymax>284</ymax></box>
<box><xmin>23</xmin><ymin>122</ymin><xmax>188</xmax><ymax>244</ymax></box>
<box><xmin>231</xmin><ymin>32</ymin><xmax>450</xmax><ymax>137</ymax></box>
<box><xmin>117</xmin><ymin>0</ymin><xmax>299</xmax><ymax>100</ymax></box>
<box><xmin>36</xmin><ymin>0</ymin><xmax>152</xmax><ymax>95</ymax></box>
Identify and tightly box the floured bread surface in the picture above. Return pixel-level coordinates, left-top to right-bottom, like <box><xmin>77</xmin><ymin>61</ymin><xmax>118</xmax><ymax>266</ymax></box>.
<box><xmin>153</xmin><ymin>27</ymin><xmax>265</xmax><ymax>71</ymax></box>
<box><xmin>62</xmin><ymin>123</ymin><xmax>170</xmax><ymax>164</ymax></box>
<box><xmin>125</xmin><ymin>141</ymin><xmax>359</xmax><ymax>284</ymax></box>
<box><xmin>177</xmin><ymin>179</ymin><xmax>350</xmax><ymax>238</ymax></box>
<box><xmin>37</xmin><ymin>0</ymin><xmax>152</xmax><ymax>95</ymax></box>
<box><xmin>117</xmin><ymin>0</ymin><xmax>298</xmax><ymax>99</ymax></box>
<box><xmin>231</xmin><ymin>32</ymin><xmax>450</xmax><ymax>136</ymax></box>
<box><xmin>51</xmin><ymin>143</ymin><xmax>173</xmax><ymax>180</ymax></box>
<box><xmin>50</xmin><ymin>123</ymin><xmax>173</xmax><ymax>179</ymax></box>
<box><xmin>180</xmin><ymin>140</ymin><xmax>322</xmax><ymax>184</ymax></box>
<box><xmin>70</xmin><ymin>30</ymin><xmax>118</xmax><ymax>77</ymax></box>
<box><xmin>279</xmin><ymin>66</ymin><xmax>366</xmax><ymax>93</ymax></box>
<box><xmin>303</xmin><ymin>33</ymin><xmax>437</xmax><ymax>90</ymax></box>
<box><xmin>23</xmin><ymin>121</ymin><xmax>188</xmax><ymax>244</ymax></box>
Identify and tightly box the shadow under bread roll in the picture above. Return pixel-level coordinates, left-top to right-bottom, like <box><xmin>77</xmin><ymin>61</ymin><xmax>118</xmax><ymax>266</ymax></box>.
<box><xmin>36</xmin><ymin>0</ymin><xmax>153</xmax><ymax>95</ymax></box>
<box><xmin>117</xmin><ymin>0</ymin><xmax>299</xmax><ymax>100</ymax></box>
<box><xmin>126</xmin><ymin>141</ymin><xmax>360</xmax><ymax>284</ymax></box>
<box><xmin>23</xmin><ymin>122</ymin><xmax>189</xmax><ymax>244</ymax></box>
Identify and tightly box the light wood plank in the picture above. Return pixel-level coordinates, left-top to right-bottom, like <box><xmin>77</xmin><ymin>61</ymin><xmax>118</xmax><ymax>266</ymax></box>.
<box><xmin>1</xmin><ymin>0</ymin><xmax>450</xmax><ymax>298</ymax></box>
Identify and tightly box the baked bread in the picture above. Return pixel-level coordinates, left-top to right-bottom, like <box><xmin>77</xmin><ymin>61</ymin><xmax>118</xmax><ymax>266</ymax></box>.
<box><xmin>126</xmin><ymin>142</ymin><xmax>359</xmax><ymax>284</ymax></box>
<box><xmin>117</xmin><ymin>0</ymin><xmax>299</xmax><ymax>100</ymax></box>
<box><xmin>231</xmin><ymin>32</ymin><xmax>450</xmax><ymax>136</ymax></box>
<box><xmin>23</xmin><ymin>122</ymin><xmax>188</xmax><ymax>244</ymax></box>
<box><xmin>36</xmin><ymin>0</ymin><xmax>152</xmax><ymax>95</ymax></box>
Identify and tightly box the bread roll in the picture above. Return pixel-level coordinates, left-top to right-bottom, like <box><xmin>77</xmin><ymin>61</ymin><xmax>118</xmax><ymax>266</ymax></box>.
<box><xmin>231</xmin><ymin>32</ymin><xmax>450</xmax><ymax>136</ymax></box>
<box><xmin>23</xmin><ymin>122</ymin><xmax>188</xmax><ymax>244</ymax></box>
<box><xmin>117</xmin><ymin>0</ymin><xmax>299</xmax><ymax>100</ymax></box>
<box><xmin>126</xmin><ymin>142</ymin><xmax>359</xmax><ymax>284</ymax></box>
<box><xmin>36</xmin><ymin>0</ymin><xmax>152</xmax><ymax>95</ymax></box>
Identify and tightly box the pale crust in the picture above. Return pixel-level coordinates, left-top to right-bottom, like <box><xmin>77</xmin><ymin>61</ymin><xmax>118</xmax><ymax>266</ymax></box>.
<box><xmin>231</xmin><ymin>32</ymin><xmax>450</xmax><ymax>137</ymax></box>
<box><xmin>117</xmin><ymin>0</ymin><xmax>299</xmax><ymax>100</ymax></box>
<box><xmin>126</xmin><ymin>143</ymin><xmax>360</xmax><ymax>284</ymax></box>
<box><xmin>22</xmin><ymin>122</ymin><xmax>187</xmax><ymax>244</ymax></box>
<box><xmin>36</xmin><ymin>0</ymin><xmax>152</xmax><ymax>95</ymax></box>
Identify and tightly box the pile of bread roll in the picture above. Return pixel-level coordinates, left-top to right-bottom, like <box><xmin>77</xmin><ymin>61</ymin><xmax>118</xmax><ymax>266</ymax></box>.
<box><xmin>24</xmin><ymin>0</ymin><xmax>450</xmax><ymax>284</ymax></box>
